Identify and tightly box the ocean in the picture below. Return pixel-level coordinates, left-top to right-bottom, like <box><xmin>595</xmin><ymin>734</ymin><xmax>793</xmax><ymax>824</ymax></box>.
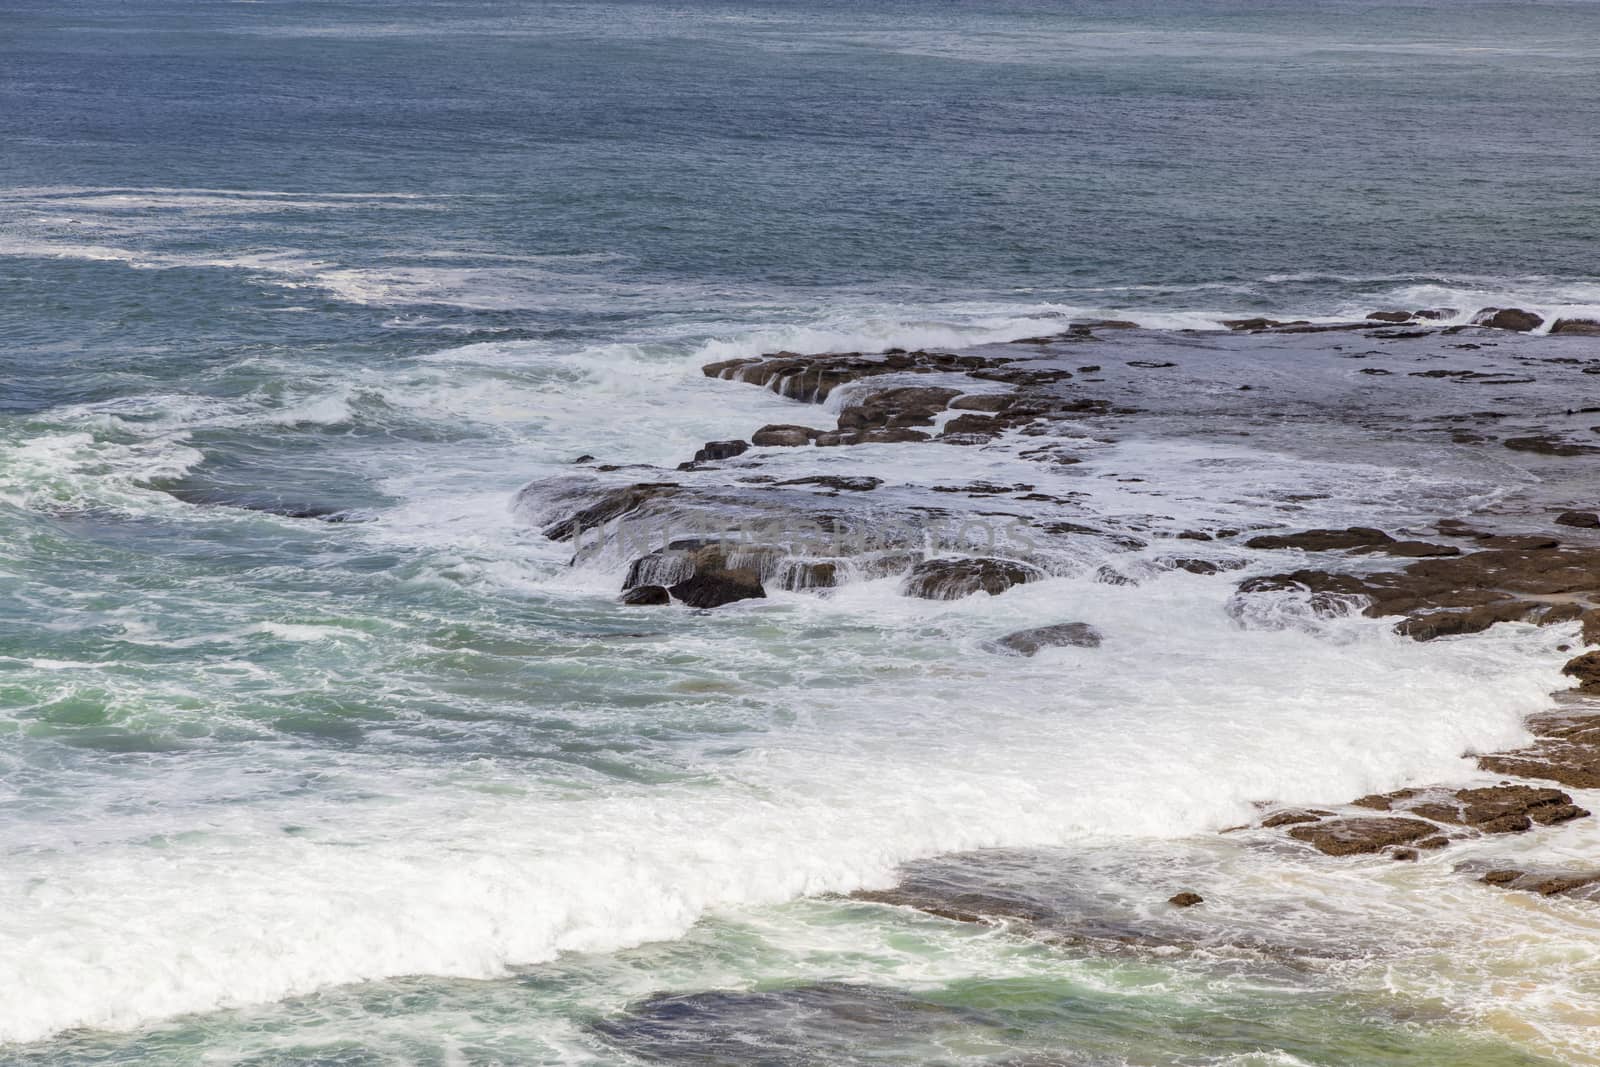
<box><xmin>2</xmin><ymin>1</ymin><xmax>1599</xmax><ymax>1063</ymax></box>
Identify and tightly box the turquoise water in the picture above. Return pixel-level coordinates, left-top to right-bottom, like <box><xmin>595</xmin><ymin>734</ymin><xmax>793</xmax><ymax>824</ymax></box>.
<box><xmin>3</xmin><ymin>1</ymin><xmax>1600</xmax><ymax>1063</ymax></box>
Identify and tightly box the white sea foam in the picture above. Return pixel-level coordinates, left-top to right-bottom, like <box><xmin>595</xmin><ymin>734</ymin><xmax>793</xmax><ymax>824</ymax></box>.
<box><xmin>0</xmin><ymin>569</ymin><xmax>1571</xmax><ymax>1044</ymax></box>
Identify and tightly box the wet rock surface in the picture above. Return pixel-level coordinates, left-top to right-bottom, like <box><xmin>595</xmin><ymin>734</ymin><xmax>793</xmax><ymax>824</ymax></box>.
<box><xmin>903</xmin><ymin>557</ymin><xmax>1044</xmax><ymax>600</ymax></box>
<box><xmin>1352</xmin><ymin>784</ymin><xmax>1589</xmax><ymax>835</ymax></box>
<box><xmin>620</xmin><ymin>584</ymin><xmax>671</xmax><ymax>606</ymax></box>
<box><xmin>984</xmin><ymin>622</ymin><xmax>1103</xmax><ymax>656</ymax></box>
<box><xmin>1285</xmin><ymin>817</ymin><xmax>1442</xmax><ymax>857</ymax></box>
<box><xmin>1477</xmin><ymin>711</ymin><xmax>1600</xmax><ymax>789</ymax></box>
<box><xmin>1476</xmin><ymin>865</ymin><xmax>1600</xmax><ymax>900</ymax></box>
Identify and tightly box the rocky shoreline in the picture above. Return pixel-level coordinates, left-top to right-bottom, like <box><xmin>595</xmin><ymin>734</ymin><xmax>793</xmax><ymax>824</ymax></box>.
<box><xmin>525</xmin><ymin>310</ymin><xmax>1600</xmax><ymax>969</ymax></box>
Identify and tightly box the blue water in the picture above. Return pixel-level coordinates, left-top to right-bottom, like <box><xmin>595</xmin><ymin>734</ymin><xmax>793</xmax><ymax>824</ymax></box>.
<box><xmin>2</xmin><ymin>1</ymin><xmax>1598</xmax><ymax>1063</ymax></box>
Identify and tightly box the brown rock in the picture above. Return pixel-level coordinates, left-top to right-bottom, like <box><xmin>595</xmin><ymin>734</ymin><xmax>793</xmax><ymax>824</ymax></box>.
<box><xmin>1288</xmin><ymin>817</ymin><xmax>1439</xmax><ymax>856</ymax></box>
<box><xmin>1478</xmin><ymin>713</ymin><xmax>1600</xmax><ymax>789</ymax></box>
<box><xmin>1481</xmin><ymin>867</ymin><xmax>1600</xmax><ymax>897</ymax></box>
<box><xmin>620</xmin><ymin>585</ymin><xmax>671</xmax><ymax>606</ymax></box>
<box><xmin>1564</xmin><ymin>651</ymin><xmax>1600</xmax><ymax>691</ymax></box>
<box><xmin>1401</xmin><ymin>785</ymin><xmax>1588</xmax><ymax>833</ymax></box>
<box><xmin>1556</xmin><ymin>511</ymin><xmax>1600</xmax><ymax>528</ymax></box>
<box><xmin>1473</xmin><ymin>307</ymin><xmax>1544</xmax><ymax>332</ymax></box>
<box><xmin>1366</xmin><ymin>311</ymin><xmax>1415</xmax><ymax>323</ymax></box>
<box><xmin>1550</xmin><ymin>318</ymin><xmax>1600</xmax><ymax>336</ymax></box>
<box><xmin>1167</xmin><ymin>892</ymin><xmax>1204</xmax><ymax>908</ymax></box>
<box><xmin>1261</xmin><ymin>810</ymin><xmax>1322</xmax><ymax>828</ymax></box>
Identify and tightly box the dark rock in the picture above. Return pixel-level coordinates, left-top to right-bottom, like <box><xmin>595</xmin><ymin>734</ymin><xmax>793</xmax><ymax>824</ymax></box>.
<box><xmin>1167</xmin><ymin>892</ymin><xmax>1204</xmax><ymax>908</ymax></box>
<box><xmin>940</xmin><ymin>413</ymin><xmax>1007</xmax><ymax>439</ymax></box>
<box><xmin>1366</xmin><ymin>311</ymin><xmax>1414</xmax><ymax>323</ymax></box>
<box><xmin>1220</xmin><ymin>317</ymin><xmax>1305</xmax><ymax>331</ymax></box>
<box><xmin>1159</xmin><ymin>557</ymin><xmax>1247</xmax><ymax>575</ymax></box>
<box><xmin>1550</xmin><ymin>318</ymin><xmax>1600</xmax><ymax>336</ymax></box>
<box><xmin>775</xmin><ymin>475</ymin><xmax>883</xmax><ymax>492</ymax></box>
<box><xmin>1476</xmin><ymin>534</ymin><xmax>1561</xmax><ymax>550</ymax></box>
<box><xmin>1127</xmin><ymin>360</ymin><xmax>1176</xmax><ymax>369</ymax></box>
<box><xmin>984</xmin><ymin>622</ymin><xmax>1102</xmax><ymax>656</ymax></box>
<box><xmin>669</xmin><ymin>570</ymin><xmax>766</xmax><ymax>609</ymax></box>
<box><xmin>1473</xmin><ymin>307</ymin><xmax>1544</xmax><ymax>332</ymax></box>
<box><xmin>542</xmin><ymin>482</ymin><xmax>681</xmax><ymax>542</ymax></box>
<box><xmin>751</xmin><ymin>424</ymin><xmax>821</xmax><ymax>447</ymax></box>
<box><xmin>1504</xmin><ymin>435</ymin><xmax>1600</xmax><ymax>457</ymax></box>
<box><xmin>625</xmin><ymin>541</ymin><xmax>776</xmax><ymax>608</ymax></box>
<box><xmin>1287</xmin><ymin>817</ymin><xmax>1440</xmax><ymax>856</ymax></box>
<box><xmin>1394</xmin><ymin>602</ymin><xmax>1542</xmax><ymax>641</ymax></box>
<box><xmin>1244</xmin><ymin>527</ymin><xmax>1395</xmax><ymax>551</ymax></box>
<box><xmin>1556</xmin><ymin>510</ymin><xmax>1600</xmax><ymax>528</ymax></box>
<box><xmin>1414</xmin><ymin>308</ymin><xmax>1459</xmax><ymax>320</ymax></box>
<box><xmin>903</xmin><ymin>557</ymin><xmax>1044</xmax><ymax>600</ymax></box>
<box><xmin>621</xmin><ymin>585</ymin><xmax>671</xmax><ymax>606</ymax></box>
<box><xmin>949</xmin><ymin>394</ymin><xmax>1012</xmax><ymax>412</ymax></box>
<box><xmin>692</xmin><ymin>439</ymin><xmax>748</xmax><ymax>463</ymax></box>
<box><xmin>777</xmin><ymin>560</ymin><xmax>838</xmax><ymax>591</ymax></box>
<box><xmin>1371</xmin><ymin>541</ymin><xmax>1461</xmax><ymax>558</ymax></box>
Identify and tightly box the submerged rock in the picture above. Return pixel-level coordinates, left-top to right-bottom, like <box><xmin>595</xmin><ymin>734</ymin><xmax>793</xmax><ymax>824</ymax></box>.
<box><xmin>984</xmin><ymin>622</ymin><xmax>1102</xmax><ymax>656</ymax></box>
<box><xmin>903</xmin><ymin>557</ymin><xmax>1044</xmax><ymax>600</ymax></box>
<box><xmin>621</xmin><ymin>585</ymin><xmax>671</xmax><ymax>606</ymax></box>
<box><xmin>590</xmin><ymin>983</ymin><xmax>995</xmax><ymax>1066</ymax></box>
<box><xmin>1167</xmin><ymin>891</ymin><xmax>1204</xmax><ymax>908</ymax></box>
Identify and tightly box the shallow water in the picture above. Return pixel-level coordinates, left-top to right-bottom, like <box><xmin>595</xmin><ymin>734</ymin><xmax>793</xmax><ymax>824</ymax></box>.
<box><xmin>3</xmin><ymin>1</ymin><xmax>1600</xmax><ymax>1063</ymax></box>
